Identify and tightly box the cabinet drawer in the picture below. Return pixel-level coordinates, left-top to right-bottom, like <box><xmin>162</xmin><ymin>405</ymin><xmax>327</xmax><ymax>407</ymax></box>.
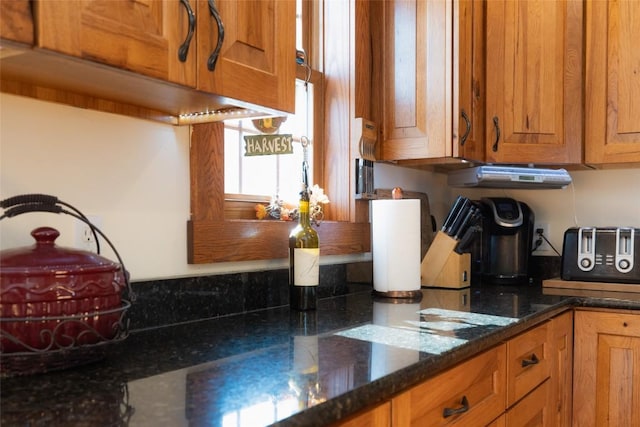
<box><xmin>506</xmin><ymin>321</ymin><xmax>551</xmax><ymax>407</ymax></box>
<box><xmin>505</xmin><ymin>379</ymin><xmax>553</xmax><ymax>426</ymax></box>
<box><xmin>331</xmin><ymin>401</ymin><xmax>391</xmax><ymax>427</ymax></box>
<box><xmin>392</xmin><ymin>344</ymin><xmax>506</xmax><ymax>426</ymax></box>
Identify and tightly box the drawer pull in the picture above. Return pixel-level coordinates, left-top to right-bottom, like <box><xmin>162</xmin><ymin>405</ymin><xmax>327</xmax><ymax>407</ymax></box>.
<box><xmin>521</xmin><ymin>353</ymin><xmax>540</xmax><ymax>368</ymax></box>
<box><xmin>443</xmin><ymin>395</ymin><xmax>469</xmax><ymax>418</ymax></box>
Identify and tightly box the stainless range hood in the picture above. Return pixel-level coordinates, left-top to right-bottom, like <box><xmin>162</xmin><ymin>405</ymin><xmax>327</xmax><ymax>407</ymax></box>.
<box><xmin>447</xmin><ymin>165</ymin><xmax>572</xmax><ymax>189</ymax></box>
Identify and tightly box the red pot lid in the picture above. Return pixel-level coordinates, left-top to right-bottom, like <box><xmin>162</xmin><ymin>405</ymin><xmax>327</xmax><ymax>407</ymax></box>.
<box><xmin>0</xmin><ymin>227</ymin><xmax>121</xmax><ymax>277</ymax></box>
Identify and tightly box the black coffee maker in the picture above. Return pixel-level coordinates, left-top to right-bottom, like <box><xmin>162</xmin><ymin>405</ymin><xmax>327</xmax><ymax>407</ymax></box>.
<box><xmin>471</xmin><ymin>197</ymin><xmax>534</xmax><ymax>285</ymax></box>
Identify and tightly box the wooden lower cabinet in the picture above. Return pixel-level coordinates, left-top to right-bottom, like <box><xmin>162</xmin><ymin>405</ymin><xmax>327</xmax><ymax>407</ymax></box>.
<box><xmin>505</xmin><ymin>379</ymin><xmax>553</xmax><ymax>426</ymax></box>
<box><xmin>333</xmin><ymin>312</ymin><xmax>573</xmax><ymax>426</ymax></box>
<box><xmin>549</xmin><ymin>311</ymin><xmax>573</xmax><ymax>426</ymax></box>
<box><xmin>333</xmin><ymin>401</ymin><xmax>391</xmax><ymax>427</ymax></box>
<box><xmin>573</xmin><ymin>309</ymin><xmax>640</xmax><ymax>427</ymax></box>
<box><xmin>506</xmin><ymin>320</ymin><xmax>551</xmax><ymax>407</ymax></box>
<box><xmin>391</xmin><ymin>345</ymin><xmax>506</xmax><ymax>426</ymax></box>
<box><xmin>487</xmin><ymin>415</ymin><xmax>505</xmax><ymax>427</ymax></box>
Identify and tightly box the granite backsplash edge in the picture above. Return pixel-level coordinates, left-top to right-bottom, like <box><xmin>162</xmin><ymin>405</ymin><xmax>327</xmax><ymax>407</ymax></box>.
<box><xmin>126</xmin><ymin>263</ymin><xmax>372</xmax><ymax>331</ymax></box>
<box><xmin>126</xmin><ymin>256</ymin><xmax>561</xmax><ymax>332</ymax></box>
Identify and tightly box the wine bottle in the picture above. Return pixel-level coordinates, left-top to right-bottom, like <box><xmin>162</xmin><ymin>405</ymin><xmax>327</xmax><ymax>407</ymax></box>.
<box><xmin>289</xmin><ymin>185</ymin><xmax>319</xmax><ymax>310</ymax></box>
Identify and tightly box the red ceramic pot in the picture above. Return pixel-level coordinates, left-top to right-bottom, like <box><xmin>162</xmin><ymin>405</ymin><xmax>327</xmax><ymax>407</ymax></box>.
<box><xmin>0</xmin><ymin>227</ymin><xmax>127</xmax><ymax>353</ymax></box>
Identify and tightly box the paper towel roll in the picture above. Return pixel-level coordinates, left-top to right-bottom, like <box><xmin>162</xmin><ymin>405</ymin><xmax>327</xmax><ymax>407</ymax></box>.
<box><xmin>372</xmin><ymin>199</ymin><xmax>421</xmax><ymax>293</ymax></box>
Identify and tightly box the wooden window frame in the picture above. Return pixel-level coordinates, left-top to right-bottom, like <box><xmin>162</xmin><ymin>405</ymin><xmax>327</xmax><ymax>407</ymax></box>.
<box><xmin>187</xmin><ymin>122</ymin><xmax>370</xmax><ymax>263</ymax></box>
<box><xmin>187</xmin><ymin>0</ymin><xmax>372</xmax><ymax>264</ymax></box>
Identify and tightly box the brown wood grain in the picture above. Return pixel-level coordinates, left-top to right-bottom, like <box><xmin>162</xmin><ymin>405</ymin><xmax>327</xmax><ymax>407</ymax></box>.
<box><xmin>330</xmin><ymin>401</ymin><xmax>391</xmax><ymax>427</ymax></box>
<box><xmin>549</xmin><ymin>311</ymin><xmax>574</xmax><ymax>427</ymax></box>
<box><xmin>504</xmin><ymin>379</ymin><xmax>552</xmax><ymax>426</ymax></box>
<box><xmin>0</xmin><ymin>79</ymin><xmax>177</xmax><ymax>125</ymax></box>
<box><xmin>485</xmin><ymin>0</ymin><xmax>583</xmax><ymax>164</ymax></box>
<box><xmin>379</xmin><ymin>0</ymin><xmax>453</xmax><ymax>161</ymax></box>
<box><xmin>391</xmin><ymin>344</ymin><xmax>506</xmax><ymax>426</ymax></box>
<box><xmin>324</xmin><ymin>0</ymin><xmax>352</xmax><ymax>223</ymax></box>
<box><xmin>188</xmin><ymin>122</ymin><xmax>371</xmax><ymax>264</ymax></box>
<box><xmin>585</xmin><ymin>0</ymin><xmax>640</xmax><ymax>164</ymax></box>
<box><xmin>187</xmin><ymin>219</ymin><xmax>370</xmax><ymax>263</ymax></box>
<box><xmin>506</xmin><ymin>322</ymin><xmax>551</xmax><ymax>407</ymax></box>
<box><xmin>195</xmin><ymin>0</ymin><xmax>296</xmax><ymax>114</ymax></box>
<box><xmin>455</xmin><ymin>0</ymin><xmax>485</xmax><ymax>162</ymax></box>
<box><xmin>35</xmin><ymin>0</ymin><xmax>196</xmax><ymax>87</ymax></box>
<box><xmin>573</xmin><ymin>310</ymin><xmax>640</xmax><ymax>426</ymax></box>
<box><xmin>0</xmin><ymin>0</ymin><xmax>33</xmax><ymax>44</ymax></box>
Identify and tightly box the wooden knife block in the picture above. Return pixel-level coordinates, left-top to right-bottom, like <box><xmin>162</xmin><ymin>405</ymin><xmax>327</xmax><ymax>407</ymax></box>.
<box><xmin>421</xmin><ymin>231</ymin><xmax>471</xmax><ymax>289</ymax></box>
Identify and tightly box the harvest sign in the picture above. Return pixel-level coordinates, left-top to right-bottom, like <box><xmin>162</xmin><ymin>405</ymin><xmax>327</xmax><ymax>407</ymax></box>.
<box><xmin>244</xmin><ymin>134</ymin><xmax>294</xmax><ymax>156</ymax></box>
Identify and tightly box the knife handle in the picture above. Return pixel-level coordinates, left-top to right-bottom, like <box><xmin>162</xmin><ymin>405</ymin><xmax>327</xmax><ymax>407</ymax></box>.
<box><xmin>447</xmin><ymin>198</ymin><xmax>471</xmax><ymax>236</ymax></box>
<box><xmin>442</xmin><ymin>195</ymin><xmax>464</xmax><ymax>231</ymax></box>
<box><xmin>453</xmin><ymin>205</ymin><xmax>476</xmax><ymax>239</ymax></box>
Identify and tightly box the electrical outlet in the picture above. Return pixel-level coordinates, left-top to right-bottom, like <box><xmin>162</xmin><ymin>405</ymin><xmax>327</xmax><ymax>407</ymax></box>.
<box><xmin>533</xmin><ymin>222</ymin><xmax>551</xmax><ymax>254</ymax></box>
<box><xmin>74</xmin><ymin>215</ymin><xmax>103</xmax><ymax>252</ymax></box>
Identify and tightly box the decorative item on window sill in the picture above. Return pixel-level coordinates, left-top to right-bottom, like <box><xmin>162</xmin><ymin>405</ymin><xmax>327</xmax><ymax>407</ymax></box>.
<box><xmin>255</xmin><ymin>185</ymin><xmax>329</xmax><ymax>225</ymax></box>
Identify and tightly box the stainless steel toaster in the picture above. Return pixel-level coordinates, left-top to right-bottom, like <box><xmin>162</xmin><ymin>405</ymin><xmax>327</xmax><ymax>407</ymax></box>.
<box><xmin>561</xmin><ymin>227</ymin><xmax>640</xmax><ymax>283</ymax></box>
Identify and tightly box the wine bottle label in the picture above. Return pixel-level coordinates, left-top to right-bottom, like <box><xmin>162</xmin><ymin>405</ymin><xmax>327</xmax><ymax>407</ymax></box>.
<box><xmin>293</xmin><ymin>248</ymin><xmax>320</xmax><ymax>286</ymax></box>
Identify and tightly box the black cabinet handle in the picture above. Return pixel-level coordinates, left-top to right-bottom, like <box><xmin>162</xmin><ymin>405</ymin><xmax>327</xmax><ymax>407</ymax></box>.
<box><xmin>521</xmin><ymin>353</ymin><xmax>540</xmax><ymax>368</ymax></box>
<box><xmin>178</xmin><ymin>0</ymin><xmax>196</xmax><ymax>62</ymax></box>
<box><xmin>207</xmin><ymin>0</ymin><xmax>225</xmax><ymax>71</ymax></box>
<box><xmin>443</xmin><ymin>395</ymin><xmax>470</xmax><ymax>418</ymax></box>
<box><xmin>460</xmin><ymin>109</ymin><xmax>471</xmax><ymax>146</ymax></box>
<box><xmin>492</xmin><ymin>116</ymin><xmax>501</xmax><ymax>152</ymax></box>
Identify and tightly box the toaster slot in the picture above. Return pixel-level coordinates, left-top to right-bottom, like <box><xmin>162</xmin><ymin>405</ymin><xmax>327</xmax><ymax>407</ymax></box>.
<box><xmin>615</xmin><ymin>228</ymin><xmax>635</xmax><ymax>273</ymax></box>
<box><xmin>577</xmin><ymin>227</ymin><xmax>596</xmax><ymax>271</ymax></box>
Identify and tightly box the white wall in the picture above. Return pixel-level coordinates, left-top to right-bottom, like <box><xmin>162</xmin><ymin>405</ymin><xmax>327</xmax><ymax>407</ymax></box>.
<box><xmin>2</xmin><ymin>94</ymin><xmax>639</xmax><ymax>280</ymax></box>
<box><xmin>377</xmin><ymin>163</ymin><xmax>640</xmax><ymax>256</ymax></box>
<box><xmin>0</xmin><ymin>94</ymin><xmax>345</xmax><ymax>281</ymax></box>
<box><xmin>452</xmin><ymin>168</ymin><xmax>640</xmax><ymax>255</ymax></box>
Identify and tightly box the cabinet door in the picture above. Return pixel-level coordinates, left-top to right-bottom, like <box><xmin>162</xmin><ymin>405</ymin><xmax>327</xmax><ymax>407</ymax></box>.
<box><xmin>0</xmin><ymin>0</ymin><xmax>34</xmax><ymax>44</ymax></box>
<box><xmin>35</xmin><ymin>0</ymin><xmax>196</xmax><ymax>87</ymax></box>
<box><xmin>549</xmin><ymin>311</ymin><xmax>573</xmax><ymax>427</ymax></box>
<box><xmin>574</xmin><ymin>310</ymin><xmax>640</xmax><ymax>427</ymax></box>
<box><xmin>485</xmin><ymin>0</ymin><xmax>582</xmax><ymax>164</ymax></box>
<box><xmin>196</xmin><ymin>0</ymin><xmax>296</xmax><ymax>114</ymax></box>
<box><xmin>380</xmin><ymin>0</ymin><xmax>452</xmax><ymax>161</ymax></box>
<box><xmin>585</xmin><ymin>0</ymin><xmax>640</xmax><ymax>164</ymax></box>
<box><xmin>392</xmin><ymin>344</ymin><xmax>506</xmax><ymax>426</ymax></box>
<box><xmin>454</xmin><ymin>0</ymin><xmax>484</xmax><ymax>162</ymax></box>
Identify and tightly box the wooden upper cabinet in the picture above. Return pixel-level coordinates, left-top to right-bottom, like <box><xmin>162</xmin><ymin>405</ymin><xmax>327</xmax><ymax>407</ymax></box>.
<box><xmin>454</xmin><ymin>0</ymin><xmax>485</xmax><ymax>162</ymax></box>
<box><xmin>585</xmin><ymin>0</ymin><xmax>640</xmax><ymax>164</ymax></box>
<box><xmin>485</xmin><ymin>0</ymin><xmax>583</xmax><ymax>164</ymax></box>
<box><xmin>196</xmin><ymin>0</ymin><xmax>296</xmax><ymax>114</ymax></box>
<box><xmin>0</xmin><ymin>0</ymin><xmax>34</xmax><ymax>45</ymax></box>
<box><xmin>34</xmin><ymin>0</ymin><xmax>197</xmax><ymax>87</ymax></box>
<box><xmin>379</xmin><ymin>0</ymin><xmax>452</xmax><ymax>161</ymax></box>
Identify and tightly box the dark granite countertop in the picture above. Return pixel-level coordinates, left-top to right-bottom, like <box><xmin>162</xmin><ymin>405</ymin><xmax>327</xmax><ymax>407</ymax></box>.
<box><xmin>2</xmin><ymin>283</ymin><xmax>640</xmax><ymax>427</ymax></box>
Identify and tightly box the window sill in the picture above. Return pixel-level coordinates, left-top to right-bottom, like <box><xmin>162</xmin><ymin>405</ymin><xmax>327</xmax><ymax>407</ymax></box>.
<box><xmin>187</xmin><ymin>219</ymin><xmax>370</xmax><ymax>263</ymax></box>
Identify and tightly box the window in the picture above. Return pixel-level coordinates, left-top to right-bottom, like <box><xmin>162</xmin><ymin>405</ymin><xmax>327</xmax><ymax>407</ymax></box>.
<box><xmin>223</xmin><ymin>0</ymin><xmax>319</xmax><ymax>208</ymax></box>
<box><xmin>223</xmin><ymin>79</ymin><xmax>316</xmax><ymax>204</ymax></box>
